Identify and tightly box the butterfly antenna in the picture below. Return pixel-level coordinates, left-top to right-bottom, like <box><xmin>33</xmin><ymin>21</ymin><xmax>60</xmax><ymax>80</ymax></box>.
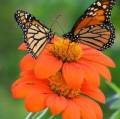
<box><xmin>50</xmin><ymin>14</ymin><xmax>65</xmax><ymax>34</ymax></box>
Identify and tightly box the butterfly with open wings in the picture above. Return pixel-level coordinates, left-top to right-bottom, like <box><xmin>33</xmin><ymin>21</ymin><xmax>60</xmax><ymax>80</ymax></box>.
<box><xmin>15</xmin><ymin>0</ymin><xmax>116</xmax><ymax>58</ymax></box>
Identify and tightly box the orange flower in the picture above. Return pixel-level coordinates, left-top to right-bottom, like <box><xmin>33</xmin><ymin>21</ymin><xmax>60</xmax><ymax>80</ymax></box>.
<box><xmin>11</xmin><ymin>70</ymin><xmax>105</xmax><ymax>119</ymax></box>
<box><xmin>19</xmin><ymin>36</ymin><xmax>115</xmax><ymax>88</ymax></box>
<box><xmin>12</xmin><ymin>35</ymin><xmax>116</xmax><ymax>119</ymax></box>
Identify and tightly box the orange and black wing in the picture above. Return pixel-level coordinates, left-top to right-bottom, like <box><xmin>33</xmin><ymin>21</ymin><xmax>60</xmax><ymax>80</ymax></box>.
<box><xmin>63</xmin><ymin>0</ymin><xmax>116</xmax><ymax>50</ymax></box>
<box><xmin>15</xmin><ymin>10</ymin><xmax>54</xmax><ymax>58</ymax></box>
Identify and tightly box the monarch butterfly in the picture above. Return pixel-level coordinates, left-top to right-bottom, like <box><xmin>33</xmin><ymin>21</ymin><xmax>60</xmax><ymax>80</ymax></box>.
<box><xmin>63</xmin><ymin>0</ymin><xmax>116</xmax><ymax>51</ymax></box>
<box><xmin>15</xmin><ymin>10</ymin><xmax>54</xmax><ymax>58</ymax></box>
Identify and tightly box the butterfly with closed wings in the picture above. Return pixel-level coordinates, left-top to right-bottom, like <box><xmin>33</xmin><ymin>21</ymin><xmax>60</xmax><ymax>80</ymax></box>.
<box><xmin>15</xmin><ymin>10</ymin><xmax>54</xmax><ymax>58</ymax></box>
<box><xmin>15</xmin><ymin>0</ymin><xmax>116</xmax><ymax>58</ymax></box>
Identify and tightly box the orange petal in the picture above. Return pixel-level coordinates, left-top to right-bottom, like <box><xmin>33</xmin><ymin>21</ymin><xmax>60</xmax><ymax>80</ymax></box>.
<box><xmin>25</xmin><ymin>91</ymin><xmax>48</xmax><ymax>112</ymax></box>
<box><xmin>81</xmin><ymin>45</ymin><xmax>104</xmax><ymax>56</ymax></box>
<box><xmin>18</xmin><ymin>43</ymin><xmax>27</xmax><ymax>51</ymax></box>
<box><xmin>11</xmin><ymin>78</ymin><xmax>35</xmax><ymax>99</ymax></box>
<box><xmin>83</xmin><ymin>49</ymin><xmax>101</xmax><ymax>55</ymax></box>
<box><xmin>80</xmin><ymin>44</ymin><xmax>93</xmax><ymax>50</ymax></box>
<box><xmin>46</xmin><ymin>95</ymin><xmax>67</xmax><ymax>115</ymax></box>
<box><xmin>89</xmin><ymin>62</ymin><xmax>112</xmax><ymax>81</ymax></box>
<box><xmin>74</xmin><ymin>99</ymin><xmax>97</xmax><ymax>119</ymax></box>
<box><xmin>81</xmin><ymin>82</ymin><xmax>106</xmax><ymax>103</ymax></box>
<box><xmin>77</xmin><ymin>96</ymin><xmax>103</xmax><ymax>119</ymax></box>
<box><xmin>20</xmin><ymin>55</ymin><xmax>36</xmax><ymax>71</ymax></box>
<box><xmin>11</xmin><ymin>77</ymin><xmax>49</xmax><ymax>99</ymax></box>
<box><xmin>63</xmin><ymin>62</ymin><xmax>84</xmax><ymax>88</ymax></box>
<box><xmin>74</xmin><ymin>97</ymin><xmax>100</xmax><ymax>119</ymax></box>
<box><xmin>83</xmin><ymin>53</ymin><xmax>116</xmax><ymax>68</ymax></box>
<box><xmin>51</xmin><ymin>35</ymin><xmax>61</xmax><ymax>43</ymax></box>
<box><xmin>62</xmin><ymin>100</ymin><xmax>80</xmax><ymax>119</ymax></box>
<box><xmin>20</xmin><ymin>70</ymin><xmax>36</xmax><ymax>80</ymax></box>
<box><xmin>78</xmin><ymin>62</ymin><xmax>100</xmax><ymax>87</ymax></box>
<box><xmin>34</xmin><ymin>51</ymin><xmax>62</xmax><ymax>79</ymax></box>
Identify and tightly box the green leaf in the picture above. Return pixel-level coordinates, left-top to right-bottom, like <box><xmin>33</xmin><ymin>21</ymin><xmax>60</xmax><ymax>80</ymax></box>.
<box><xmin>110</xmin><ymin>110</ymin><xmax>120</xmax><ymax>119</ymax></box>
<box><xmin>107</xmin><ymin>95</ymin><xmax>120</xmax><ymax>110</ymax></box>
<box><xmin>106</xmin><ymin>81</ymin><xmax>120</xmax><ymax>94</ymax></box>
<box><xmin>110</xmin><ymin>99</ymin><xmax>120</xmax><ymax>110</ymax></box>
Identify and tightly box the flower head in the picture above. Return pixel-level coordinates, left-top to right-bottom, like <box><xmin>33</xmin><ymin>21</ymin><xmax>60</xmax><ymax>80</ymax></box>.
<box><xmin>12</xmin><ymin>69</ymin><xmax>105</xmax><ymax>119</ymax></box>
<box><xmin>19</xmin><ymin>36</ymin><xmax>115</xmax><ymax>88</ymax></box>
<box><xmin>50</xmin><ymin>38</ymin><xmax>83</xmax><ymax>62</ymax></box>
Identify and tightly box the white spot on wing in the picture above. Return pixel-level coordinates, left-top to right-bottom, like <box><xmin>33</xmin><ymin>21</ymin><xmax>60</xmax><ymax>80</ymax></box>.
<box><xmin>97</xmin><ymin>2</ymin><xmax>102</xmax><ymax>6</ymax></box>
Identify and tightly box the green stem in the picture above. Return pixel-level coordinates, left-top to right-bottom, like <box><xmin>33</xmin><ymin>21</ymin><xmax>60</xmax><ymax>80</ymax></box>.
<box><xmin>36</xmin><ymin>108</ymin><xmax>49</xmax><ymax>119</ymax></box>
<box><xmin>32</xmin><ymin>112</ymin><xmax>43</xmax><ymax>119</ymax></box>
<box><xmin>25</xmin><ymin>112</ymin><xmax>39</xmax><ymax>119</ymax></box>
<box><xmin>25</xmin><ymin>108</ymin><xmax>52</xmax><ymax>119</ymax></box>
<box><xmin>48</xmin><ymin>115</ymin><xmax>55</xmax><ymax>119</ymax></box>
<box><xmin>106</xmin><ymin>81</ymin><xmax>120</xmax><ymax>94</ymax></box>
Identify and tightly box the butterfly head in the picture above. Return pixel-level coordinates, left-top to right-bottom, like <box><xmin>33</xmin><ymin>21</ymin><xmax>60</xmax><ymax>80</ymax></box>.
<box><xmin>47</xmin><ymin>29</ymin><xmax>55</xmax><ymax>42</ymax></box>
<box><xmin>63</xmin><ymin>32</ymin><xmax>79</xmax><ymax>42</ymax></box>
<box><xmin>63</xmin><ymin>32</ymin><xmax>73</xmax><ymax>38</ymax></box>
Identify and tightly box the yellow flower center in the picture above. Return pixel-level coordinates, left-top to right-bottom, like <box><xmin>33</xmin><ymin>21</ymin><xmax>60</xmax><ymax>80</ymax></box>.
<box><xmin>50</xmin><ymin>38</ymin><xmax>83</xmax><ymax>62</ymax></box>
<box><xmin>49</xmin><ymin>72</ymin><xmax>81</xmax><ymax>99</ymax></box>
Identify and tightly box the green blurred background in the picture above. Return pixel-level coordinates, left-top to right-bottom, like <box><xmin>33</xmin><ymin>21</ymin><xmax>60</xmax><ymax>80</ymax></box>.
<box><xmin>0</xmin><ymin>0</ymin><xmax>120</xmax><ymax>119</ymax></box>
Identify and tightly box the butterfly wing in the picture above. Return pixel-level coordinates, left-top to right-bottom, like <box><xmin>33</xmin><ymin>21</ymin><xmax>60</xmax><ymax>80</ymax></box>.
<box><xmin>75</xmin><ymin>23</ymin><xmax>115</xmax><ymax>50</ymax></box>
<box><xmin>71</xmin><ymin>0</ymin><xmax>116</xmax><ymax>33</ymax></box>
<box><xmin>63</xmin><ymin>0</ymin><xmax>116</xmax><ymax>50</ymax></box>
<box><xmin>15</xmin><ymin>10</ymin><xmax>54</xmax><ymax>58</ymax></box>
